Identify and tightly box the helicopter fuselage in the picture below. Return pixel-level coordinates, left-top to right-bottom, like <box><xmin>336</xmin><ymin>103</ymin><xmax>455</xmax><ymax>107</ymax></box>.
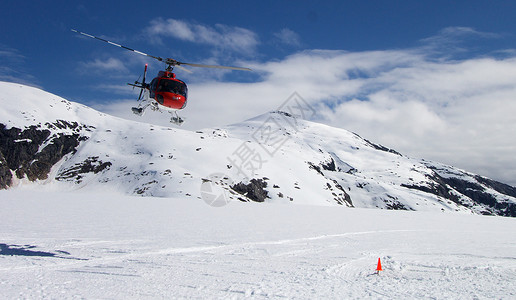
<box><xmin>148</xmin><ymin>71</ymin><xmax>188</xmax><ymax>110</ymax></box>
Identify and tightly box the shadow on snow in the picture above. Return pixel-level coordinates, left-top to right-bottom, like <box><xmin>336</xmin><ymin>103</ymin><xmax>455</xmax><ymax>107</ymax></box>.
<box><xmin>0</xmin><ymin>243</ymin><xmax>86</xmax><ymax>260</ymax></box>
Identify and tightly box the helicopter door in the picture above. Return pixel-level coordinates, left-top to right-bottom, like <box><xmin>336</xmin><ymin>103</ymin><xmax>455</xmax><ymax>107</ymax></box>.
<box><xmin>149</xmin><ymin>78</ymin><xmax>158</xmax><ymax>99</ymax></box>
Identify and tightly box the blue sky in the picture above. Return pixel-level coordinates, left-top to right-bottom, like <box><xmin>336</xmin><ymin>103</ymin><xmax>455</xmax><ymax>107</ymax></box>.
<box><xmin>2</xmin><ymin>1</ymin><xmax>516</xmax><ymax>186</ymax></box>
<box><xmin>3</xmin><ymin>1</ymin><xmax>516</xmax><ymax>97</ymax></box>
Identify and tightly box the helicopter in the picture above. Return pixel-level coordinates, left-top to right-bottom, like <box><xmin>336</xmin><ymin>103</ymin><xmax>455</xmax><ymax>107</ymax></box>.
<box><xmin>72</xmin><ymin>29</ymin><xmax>251</xmax><ymax>125</ymax></box>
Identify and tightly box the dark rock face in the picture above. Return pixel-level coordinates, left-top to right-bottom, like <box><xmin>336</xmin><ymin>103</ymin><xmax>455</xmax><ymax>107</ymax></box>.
<box><xmin>363</xmin><ymin>138</ymin><xmax>402</xmax><ymax>156</ymax></box>
<box><xmin>401</xmin><ymin>170</ymin><xmax>516</xmax><ymax>217</ymax></box>
<box><xmin>382</xmin><ymin>194</ymin><xmax>412</xmax><ymax>210</ymax></box>
<box><xmin>0</xmin><ymin>122</ymin><xmax>87</xmax><ymax>189</ymax></box>
<box><xmin>1</xmin><ymin>124</ymin><xmax>50</xmax><ymax>172</ymax></box>
<box><xmin>0</xmin><ymin>151</ymin><xmax>11</xmax><ymax>189</ymax></box>
<box><xmin>56</xmin><ymin>156</ymin><xmax>112</xmax><ymax>184</ymax></box>
<box><xmin>231</xmin><ymin>178</ymin><xmax>269</xmax><ymax>202</ymax></box>
<box><xmin>321</xmin><ymin>157</ymin><xmax>337</xmax><ymax>172</ymax></box>
<box><xmin>441</xmin><ymin>176</ymin><xmax>516</xmax><ymax>217</ymax></box>
<box><xmin>308</xmin><ymin>160</ymin><xmax>354</xmax><ymax>207</ymax></box>
<box><xmin>401</xmin><ymin>172</ymin><xmax>460</xmax><ymax>204</ymax></box>
<box><xmin>328</xmin><ymin>179</ymin><xmax>353</xmax><ymax>207</ymax></box>
<box><xmin>474</xmin><ymin>175</ymin><xmax>516</xmax><ymax>198</ymax></box>
<box><xmin>308</xmin><ymin>161</ymin><xmax>324</xmax><ymax>176</ymax></box>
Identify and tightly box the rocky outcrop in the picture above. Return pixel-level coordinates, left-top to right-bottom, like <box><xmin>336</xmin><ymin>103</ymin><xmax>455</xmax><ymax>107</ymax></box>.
<box><xmin>0</xmin><ymin>122</ymin><xmax>89</xmax><ymax>189</ymax></box>
<box><xmin>441</xmin><ymin>175</ymin><xmax>516</xmax><ymax>217</ymax></box>
<box><xmin>0</xmin><ymin>151</ymin><xmax>11</xmax><ymax>189</ymax></box>
<box><xmin>307</xmin><ymin>160</ymin><xmax>354</xmax><ymax>207</ymax></box>
<box><xmin>231</xmin><ymin>178</ymin><xmax>269</xmax><ymax>202</ymax></box>
<box><xmin>363</xmin><ymin>137</ymin><xmax>402</xmax><ymax>156</ymax></box>
<box><xmin>401</xmin><ymin>169</ymin><xmax>516</xmax><ymax>217</ymax></box>
<box><xmin>56</xmin><ymin>156</ymin><xmax>112</xmax><ymax>184</ymax></box>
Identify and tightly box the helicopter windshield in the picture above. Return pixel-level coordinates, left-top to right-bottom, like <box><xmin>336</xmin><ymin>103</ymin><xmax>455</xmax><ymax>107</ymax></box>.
<box><xmin>157</xmin><ymin>79</ymin><xmax>187</xmax><ymax>97</ymax></box>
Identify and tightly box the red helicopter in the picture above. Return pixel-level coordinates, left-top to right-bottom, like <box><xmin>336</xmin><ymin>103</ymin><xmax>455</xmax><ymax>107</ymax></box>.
<box><xmin>72</xmin><ymin>29</ymin><xmax>251</xmax><ymax>125</ymax></box>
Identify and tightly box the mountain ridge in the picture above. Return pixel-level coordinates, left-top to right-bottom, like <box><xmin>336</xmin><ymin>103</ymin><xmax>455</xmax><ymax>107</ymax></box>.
<box><xmin>1</xmin><ymin>81</ymin><xmax>515</xmax><ymax>216</ymax></box>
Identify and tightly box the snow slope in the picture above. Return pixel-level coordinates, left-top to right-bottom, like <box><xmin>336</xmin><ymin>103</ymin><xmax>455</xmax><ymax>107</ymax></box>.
<box><xmin>1</xmin><ymin>190</ymin><xmax>515</xmax><ymax>298</ymax></box>
<box><xmin>1</xmin><ymin>81</ymin><xmax>515</xmax><ymax>216</ymax></box>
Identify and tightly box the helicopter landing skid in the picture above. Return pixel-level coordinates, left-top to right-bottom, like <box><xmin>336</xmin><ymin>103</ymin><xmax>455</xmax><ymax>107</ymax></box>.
<box><xmin>131</xmin><ymin>100</ymin><xmax>184</xmax><ymax>125</ymax></box>
<box><xmin>131</xmin><ymin>106</ymin><xmax>144</xmax><ymax>116</ymax></box>
<box><xmin>170</xmin><ymin>111</ymin><xmax>184</xmax><ymax>125</ymax></box>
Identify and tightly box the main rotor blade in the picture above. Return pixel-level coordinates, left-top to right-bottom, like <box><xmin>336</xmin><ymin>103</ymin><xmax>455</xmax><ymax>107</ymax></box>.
<box><xmin>71</xmin><ymin>29</ymin><xmax>164</xmax><ymax>62</ymax></box>
<box><xmin>175</xmin><ymin>65</ymin><xmax>193</xmax><ymax>74</ymax></box>
<box><xmin>72</xmin><ymin>29</ymin><xmax>251</xmax><ymax>72</ymax></box>
<box><xmin>178</xmin><ymin>62</ymin><xmax>252</xmax><ymax>71</ymax></box>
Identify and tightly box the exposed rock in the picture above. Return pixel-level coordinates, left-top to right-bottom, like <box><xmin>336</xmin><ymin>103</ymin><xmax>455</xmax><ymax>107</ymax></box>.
<box><xmin>26</xmin><ymin>134</ymin><xmax>82</xmax><ymax>181</ymax></box>
<box><xmin>56</xmin><ymin>156</ymin><xmax>112</xmax><ymax>184</ymax></box>
<box><xmin>231</xmin><ymin>178</ymin><xmax>269</xmax><ymax>202</ymax></box>
<box><xmin>0</xmin><ymin>151</ymin><xmax>12</xmax><ymax>189</ymax></box>
<box><xmin>441</xmin><ymin>176</ymin><xmax>516</xmax><ymax>217</ymax></box>
<box><xmin>0</xmin><ymin>120</ymin><xmax>96</xmax><ymax>188</ymax></box>
<box><xmin>401</xmin><ymin>171</ymin><xmax>516</xmax><ymax>217</ymax></box>
<box><xmin>0</xmin><ymin>123</ymin><xmax>85</xmax><ymax>187</ymax></box>
<box><xmin>273</xmin><ymin>111</ymin><xmax>293</xmax><ymax>118</ymax></box>
<box><xmin>363</xmin><ymin>138</ymin><xmax>402</xmax><ymax>156</ymax></box>
<box><xmin>321</xmin><ymin>157</ymin><xmax>337</xmax><ymax>172</ymax></box>
<box><xmin>308</xmin><ymin>160</ymin><xmax>354</xmax><ymax>206</ymax></box>
<box><xmin>134</xmin><ymin>180</ymin><xmax>159</xmax><ymax>195</ymax></box>
<box><xmin>401</xmin><ymin>173</ymin><xmax>460</xmax><ymax>203</ymax></box>
<box><xmin>0</xmin><ymin>124</ymin><xmax>50</xmax><ymax>171</ymax></box>
<box><xmin>474</xmin><ymin>175</ymin><xmax>516</xmax><ymax>198</ymax></box>
<box><xmin>328</xmin><ymin>179</ymin><xmax>353</xmax><ymax>207</ymax></box>
<box><xmin>307</xmin><ymin>161</ymin><xmax>324</xmax><ymax>176</ymax></box>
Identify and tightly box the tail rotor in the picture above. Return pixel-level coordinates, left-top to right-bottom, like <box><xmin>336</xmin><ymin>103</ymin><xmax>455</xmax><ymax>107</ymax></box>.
<box><xmin>128</xmin><ymin>64</ymin><xmax>148</xmax><ymax>101</ymax></box>
<box><xmin>138</xmin><ymin>64</ymin><xmax>148</xmax><ymax>100</ymax></box>
<box><xmin>129</xmin><ymin>64</ymin><xmax>149</xmax><ymax>116</ymax></box>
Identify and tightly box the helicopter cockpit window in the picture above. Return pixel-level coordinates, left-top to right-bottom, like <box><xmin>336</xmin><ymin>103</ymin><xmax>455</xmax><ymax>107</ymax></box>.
<box><xmin>157</xmin><ymin>80</ymin><xmax>187</xmax><ymax>97</ymax></box>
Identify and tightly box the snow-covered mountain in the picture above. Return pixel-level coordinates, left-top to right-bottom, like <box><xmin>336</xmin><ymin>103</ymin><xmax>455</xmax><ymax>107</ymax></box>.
<box><xmin>1</xmin><ymin>81</ymin><xmax>515</xmax><ymax>216</ymax></box>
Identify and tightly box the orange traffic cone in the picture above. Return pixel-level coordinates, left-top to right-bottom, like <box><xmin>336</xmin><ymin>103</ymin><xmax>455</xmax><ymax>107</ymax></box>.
<box><xmin>376</xmin><ymin>257</ymin><xmax>383</xmax><ymax>274</ymax></box>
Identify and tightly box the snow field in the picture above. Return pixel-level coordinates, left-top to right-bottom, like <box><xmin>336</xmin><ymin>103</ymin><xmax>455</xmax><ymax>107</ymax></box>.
<box><xmin>1</xmin><ymin>190</ymin><xmax>515</xmax><ymax>298</ymax></box>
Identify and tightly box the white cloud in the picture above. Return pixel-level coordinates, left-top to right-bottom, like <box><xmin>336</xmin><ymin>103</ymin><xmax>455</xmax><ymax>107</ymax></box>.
<box><xmin>78</xmin><ymin>57</ymin><xmax>130</xmax><ymax>74</ymax></box>
<box><xmin>95</xmin><ymin>83</ymin><xmax>137</xmax><ymax>95</ymax></box>
<box><xmin>0</xmin><ymin>45</ymin><xmax>39</xmax><ymax>87</ymax></box>
<box><xmin>313</xmin><ymin>54</ymin><xmax>516</xmax><ymax>186</ymax></box>
<box><xmin>145</xmin><ymin>18</ymin><xmax>259</xmax><ymax>55</ymax></box>
<box><xmin>425</xmin><ymin>26</ymin><xmax>501</xmax><ymax>41</ymax></box>
<box><xmin>96</xmin><ymin>27</ymin><xmax>516</xmax><ymax>186</ymax></box>
<box><xmin>420</xmin><ymin>26</ymin><xmax>502</xmax><ymax>54</ymax></box>
<box><xmin>0</xmin><ymin>48</ymin><xmax>24</xmax><ymax>61</ymax></box>
<box><xmin>274</xmin><ymin>28</ymin><xmax>301</xmax><ymax>47</ymax></box>
<box><xmin>148</xmin><ymin>18</ymin><xmax>195</xmax><ymax>42</ymax></box>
